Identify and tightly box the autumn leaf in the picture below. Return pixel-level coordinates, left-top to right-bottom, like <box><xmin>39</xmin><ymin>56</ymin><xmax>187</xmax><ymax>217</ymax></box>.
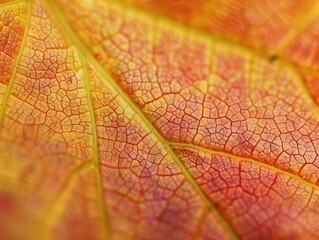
<box><xmin>1</xmin><ymin>0</ymin><xmax>319</xmax><ymax>239</ymax></box>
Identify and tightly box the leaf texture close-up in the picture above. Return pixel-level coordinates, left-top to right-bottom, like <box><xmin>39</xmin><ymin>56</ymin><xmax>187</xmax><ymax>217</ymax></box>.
<box><xmin>1</xmin><ymin>0</ymin><xmax>319</xmax><ymax>239</ymax></box>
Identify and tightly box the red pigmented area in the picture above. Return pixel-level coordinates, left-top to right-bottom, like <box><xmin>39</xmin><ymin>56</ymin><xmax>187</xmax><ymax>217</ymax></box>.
<box><xmin>175</xmin><ymin>146</ymin><xmax>319</xmax><ymax>239</ymax></box>
<box><xmin>0</xmin><ymin>2</ymin><xmax>26</xmax><ymax>84</ymax></box>
<box><xmin>3</xmin><ymin>0</ymin><xmax>319</xmax><ymax>239</ymax></box>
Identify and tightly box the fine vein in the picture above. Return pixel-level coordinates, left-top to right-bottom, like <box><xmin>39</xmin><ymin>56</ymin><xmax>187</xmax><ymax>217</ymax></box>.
<box><xmin>47</xmin><ymin>0</ymin><xmax>239</xmax><ymax>238</ymax></box>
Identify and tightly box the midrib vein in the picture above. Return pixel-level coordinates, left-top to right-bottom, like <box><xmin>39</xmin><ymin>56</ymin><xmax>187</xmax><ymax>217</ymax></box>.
<box><xmin>47</xmin><ymin>0</ymin><xmax>239</xmax><ymax>239</ymax></box>
<box><xmin>0</xmin><ymin>0</ymin><xmax>31</xmax><ymax>125</ymax></box>
<box><xmin>169</xmin><ymin>141</ymin><xmax>319</xmax><ymax>192</ymax></box>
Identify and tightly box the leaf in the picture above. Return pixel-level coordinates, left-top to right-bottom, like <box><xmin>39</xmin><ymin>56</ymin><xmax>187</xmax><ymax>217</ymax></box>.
<box><xmin>1</xmin><ymin>0</ymin><xmax>319</xmax><ymax>239</ymax></box>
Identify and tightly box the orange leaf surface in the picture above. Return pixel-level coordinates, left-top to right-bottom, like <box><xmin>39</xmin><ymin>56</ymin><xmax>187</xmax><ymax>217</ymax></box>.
<box><xmin>1</xmin><ymin>0</ymin><xmax>319</xmax><ymax>239</ymax></box>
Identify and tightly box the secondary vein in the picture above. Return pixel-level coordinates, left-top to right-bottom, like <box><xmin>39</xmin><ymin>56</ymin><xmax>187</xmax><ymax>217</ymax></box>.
<box><xmin>47</xmin><ymin>0</ymin><xmax>240</xmax><ymax>238</ymax></box>
<box><xmin>82</xmin><ymin>60</ymin><xmax>112</xmax><ymax>240</ymax></box>
<box><xmin>169</xmin><ymin>141</ymin><xmax>319</xmax><ymax>192</ymax></box>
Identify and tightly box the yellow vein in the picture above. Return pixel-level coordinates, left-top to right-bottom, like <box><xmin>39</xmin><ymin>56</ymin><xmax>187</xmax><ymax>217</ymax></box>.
<box><xmin>42</xmin><ymin>0</ymin><xmax>112</xmax><ymax>239</ymax></box>
<box><xmin>97</xmin><ymin>0</ymin><xmax>319</xmax><ymax>195</ymax></box>
<box><xmin>169</xmin><ymin>141</ymin><xmax>319</xmax><ymax>192</ymax></box>
<box><xmin>46</xmin><ymin>1</ymin><xmax>239</xmax><ymax>238</ymax></box>
<box><xmin>82</xmin><ymin>60</ymin><xmax>112</xmax><ymax>240</ymax></box>
<box><xmin>0</xmin><ymin>0</ymin><xmax>31</xmax><ymax>126</ymax></box>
